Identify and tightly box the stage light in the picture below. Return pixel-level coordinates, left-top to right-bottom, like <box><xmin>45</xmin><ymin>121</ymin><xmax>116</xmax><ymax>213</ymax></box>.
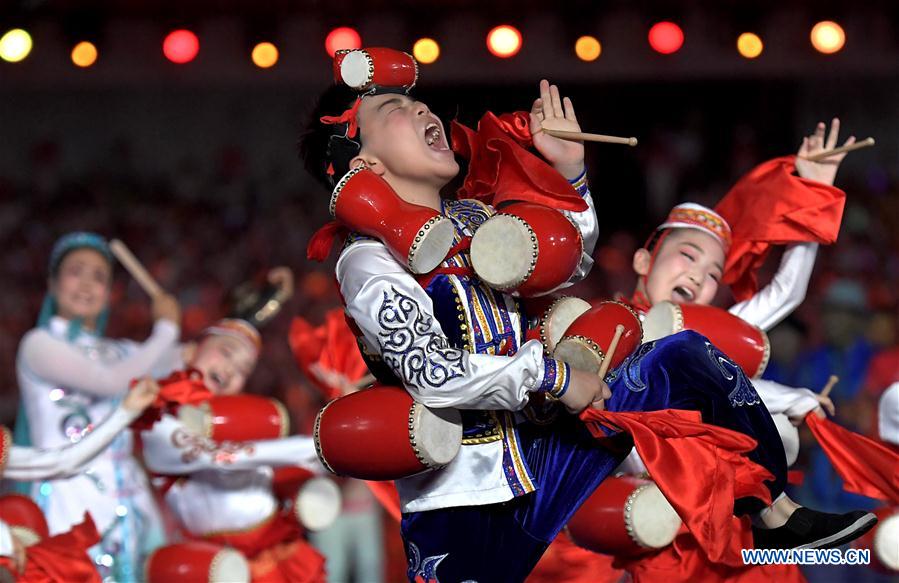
<box><xmin>0</xmin><ymin>28</ymin><xmax>33</xmax><ymax>63</ymax></box>
<box><xmin>413</xmin><ymin>38</ymin><xmax>440</xmax><ymax>64</ymax></box>
<box><xmin>487</xmin><ymin>25</ymin><xmax>522</xmax><ymax>58</ymax></box>
<box><xmin>811</xmin><ymin>21</ymin><xmax>845</xmax><ymax>54</ymax></box>
<box><xmin>252</xmin><ymin>42</ymin><xmax>278</xmax><ymax>68</ymax></box>
<box><xmin>737</xmin><ymin>33</ymin><xmax>763</xmax><ymax>59</ymax></box>
<box><xmin>648</xmin><ymin>21</ymin><xmax>684</xmax><ymax>55</ymax></box>
<box><xmin>575</xmin><ymin>35</ymin><xmax>601</xmax><ymax>62</ymax></box>
<box><xmin>325</xmin><ymin>27</ymin><xmax>361</xmax><ymax>57</ymax></box>
<box><xmin>71</xmin><ymin>41</ymin><xmax>98</xmax><ymax>68</ymax></box>
<box><xmin>163</xmin><ymin>29</ymin><xmax>199</xmax><ymax>64</ymax></box>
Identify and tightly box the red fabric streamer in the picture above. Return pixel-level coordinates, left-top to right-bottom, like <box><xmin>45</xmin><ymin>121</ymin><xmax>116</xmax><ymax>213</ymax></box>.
<box><xmin>131</xmin><ymin>369</ymin><xmax>213</xmax><ymax>431</ymax></box>
<box><xmin>289</xmin><ymin>309</ymin><xmax>370</xmax><ymax>402</ymax></box>
<box><xmin>579</xmin><ymin>408</ymin><xmax>773</xmax><ymax>566</ymax></box>
<box><xmin>714</xmin><ymin>156</ymin><xmax>846</xmax><ymax>302</ymax></box>
<box><xmin>364</xmin><ymin>481</ymin><xmax>402</xmax><ymax>522</ymax></box>
<box><xmin>6</xmin><ymin>514</ymin><xmax>103</xmax><ymax>583</ymax></box>
<box><xmin>319</xmin><ymin>97</ymin><xmax>362</xmax><ymax>139</ymax></box>
<box><xmin>806</xmin><ymin>413</ymin><xmax>899</xmax><ymax>504</ymax></box>
<box><xmin>306</xmin><ymin>221</ymin><xmax>349</xmax><ymax>262</ymax></box>
<box><xmin>451</xmin><ymin>111</ymin><xmax>587</xmax><ymax>211</ymax></box>
<box><xmin>527</xmin><ymin>532</ymin><xmax>623</xmax><ymax>583</ymax></box>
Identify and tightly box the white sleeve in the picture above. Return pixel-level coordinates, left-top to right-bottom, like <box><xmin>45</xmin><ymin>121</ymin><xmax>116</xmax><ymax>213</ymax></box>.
<box><xmin>879</xmin><ymin>383</ymin><xmax>899</xmax><ymax>446</ymax></box>
<box><xmin>337</xmin><ymin>241</ymin><xmax>568</xmax><ymax>411</ymax></box>
<box><xmin>556</xmin><ymin>172</ymin><xmax>598</xmax><ymax>287</ymax></box>
<box><xmin>0</xmin><ymin>521</ymin><xmax>12</xmax><ymax>558</ymax></box>
<box><xmin>19</xmin><ymin>320</ymin><xmax>180</xmax><ymax>397</ymax></box>
<box><xmin>141</xmin><ymin>414</ymin><xmax>324</xmax><ymax>475</ymax></box>
<box><xmin>728</xmin><ymin>243</ymin><xmax>818</xmax><ymax>331</ymax></box>
<box><xmin>3</xmin><ymin>406</ymin><xmax>138</xmax><ymax>480</ymax></box>
<box><xmin>753</xmin><ymin>379</ymin><xmax>821</xmax><ymax>418</ymax></box>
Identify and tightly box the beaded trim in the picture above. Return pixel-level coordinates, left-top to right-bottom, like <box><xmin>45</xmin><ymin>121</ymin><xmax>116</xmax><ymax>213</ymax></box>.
<box><xmin>538</xmin><ymin>296</ymin><xmax>574</xmax><ymax>355</ymax></box>
<box><xmin>754</xmin><ymin>329</ymin><xmax>772</xmax><ymax>378</ymax></box>
<box><xmin>408</xmin><ymin>401</ymin><xmax>443</xmax><ymax>469</ymax></box>
<box><xmin>624</xmin><ymin>483</ymin><xmax>653</xmax><ymax>547</ymax></box>
<box><xmin>272</xmin><ymin>399</ymin><xmax>291</xmax><ymax>438</ymax></box>
<box><xmin>606</xmin><ymin>300</ymin><xmax>645</xmax><ymax>344</ymax></box>
<box><xmin>406</xmin><ymin>215</ymin><xmax>444</xmax><ymax>271</ymax></box>
<box><xmin>0</xmin><ymin>426</ymin><xmax>10</xmax><ymax>474</ymax></box>
<box><xmin>329</xmin><ymin>165</ymin><xmax>367</xmax><ymax>218</ymax></box>
<box><xmin>558</xmin><ymin>334</ymin><xmax>607</xmax><ymax>372</ymax></box>
<box><xmin>668</xmin><ymin>303</ymin><xmax>685</xmax><ymax>337</ymax></box>
<box><xmin>313</xmin><ymin>400</ymin><xmax>338</xmax><ymax>475</ymax></box>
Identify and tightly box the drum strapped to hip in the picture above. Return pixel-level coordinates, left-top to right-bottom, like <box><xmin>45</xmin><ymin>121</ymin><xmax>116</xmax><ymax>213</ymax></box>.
<box><xmin>145</xmin><ymin>541</ymin><xmax>250</xmax><ymax>583</ymax></box>
<box><xmin>554</xmin><ymin>301</ymin><xmax>643</xmax><ymax>375</ymax></box>
<box><xmin>642</xmin><ymin>301</ymin><xmax>770</xmax><ymax>378</ymax></box>
<box><xmin>271</xmin><ymin>466</ymin><xmax>342</xmax><ymax>532</ymax></box>
<box><xmin>566</xmin><ymin>475</ymin><xmax>682</xmax><ymax>557</ymax></box>
<box><xmin>178</xmin><ymin>394</ymin><xmax>290</xmax><ymax>442</ymax></box>
<box><xmin>314</xmin><ymin>385</ymin><xmax>462</xmax><ymax>480</ymax></box>
<box><xmin>470</xmin><ymin>202</ymin><xmax>583</xmax><ymax>297</ymax></box>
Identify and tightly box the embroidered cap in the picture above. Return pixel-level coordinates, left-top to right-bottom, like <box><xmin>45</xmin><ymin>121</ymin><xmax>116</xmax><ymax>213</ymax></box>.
<box><xmin>201</xmin><ymin>318</ymin><xmax>262</xmax><ymax>354</ymax></box>
<box><xmin>656</xmin><ymin>203</ymin><xmax>732</xmax><ymax>253</ymax></box>
<box><xmin>48</xmin><ymin>231</ymin><xmax>113</xmax><ymax>273</ymax></box>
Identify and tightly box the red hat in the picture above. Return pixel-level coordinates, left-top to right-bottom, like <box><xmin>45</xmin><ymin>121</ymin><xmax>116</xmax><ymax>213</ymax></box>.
<box><xmin>201</xmin><ymin>318</ymin><xmax>262</xmax><ymax>354</ymax></box>
<box><xmin>656</xmin><ymin>202</ymin><xmax>733</xmax><ymax>253</ymax></box>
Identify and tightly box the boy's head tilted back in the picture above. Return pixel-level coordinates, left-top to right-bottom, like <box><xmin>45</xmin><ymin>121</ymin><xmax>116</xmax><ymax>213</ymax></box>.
<box><xmin>632</xmin><ymin>203</ymin><xmax>731</xmax><ymax>307</ymax></box>
<box><xmin>299</xmin><ymin>48</ymin><xmax>458</xmax><ymax>201</ymax></box>
<box><xmin>189</xmin><ymin>318</ymin><xmax>261</xmax><ymax>396</ymax></box>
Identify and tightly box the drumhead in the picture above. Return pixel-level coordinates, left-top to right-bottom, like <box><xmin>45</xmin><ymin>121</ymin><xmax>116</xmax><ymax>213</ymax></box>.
<box><xmin>629</xmin><ymin>483</ymin><xmax>682</xmax><ymax>548</ymax></box>
<box><xmin>295</xmin><ymin>477</ymin><xmax>342</xmax><ymax>532</ymax></box>
<box><xmin>554</xmin><ymin>335</ymin><xmax>604</xmax><ymax>374</ymax></box>
<box><xmin>874</xmin><ymin>512</ymin><xmax>899</xmax><ymax>570</ymax></box>
<box><xmin>642</xmin><ymin>301</ymin><xmax>682</xmax><ymax>342</ymax></box>
<box><xmin>470</xmin><ymin>214</ymin><xmax>536</xmax><ymax>290</ymax></box>
<box><xmin>410</xmin><ymin>404</ymin><xmax>462</xmax><ymax>468</ymax></box>
<box><xmin>542</xmin><ymin>297</ymin><xmax>591</xmax><ymax>354</ymax></box>
<box><xmin>177</xmin><ymin>403</ymin><xmax>211</xmax><ymax>438</ymax></box>
<box><xmin>209</xmin><ymin>548</ymin><xmax>251</xmax><ymax>583</ymax></box>
<box><xmin>10</xmin><ymin>526</ymin><xmax>41</xmax><ymax>547</ymax></box>
<box><xmin>408</xmin><ymin>216</ymin><xmax>456</xmax><ymax>274</ymax></box>
<box><xmin>339</xmin><ymin>50</ymin><xmax>373</xmax><ymax>89</ymax></box>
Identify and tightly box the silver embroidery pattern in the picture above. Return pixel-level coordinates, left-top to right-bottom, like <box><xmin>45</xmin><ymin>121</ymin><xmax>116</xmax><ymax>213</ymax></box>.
<box><xmin>406</xmin><ymin>541</ymin><xmax>448</xmax><ymax>583</ymax></box>
<box><xmin>378</xmin><ymin>286</ymin><xmax>466</xmax><ymax>389</ymax></box>
<box><xmin>704</xmin><ymin>341</ymin><xmax>761</xmax><ymax>407</ymax></box>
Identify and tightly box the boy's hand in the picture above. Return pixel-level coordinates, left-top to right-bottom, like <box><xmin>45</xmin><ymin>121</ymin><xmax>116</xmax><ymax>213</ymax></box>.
<box><xmin>789</xmin><ymin>393</ymin><xmax>836</xmax><ymax>426</ymax></box>
<box><xmin>530</xmin><ymin>79</ymin><xmax>585</xmax><ymax>181</ymax></box>
<box><xmin>559</xmin><ymin>368</ymin><xmax>612</xmax><ymax>414</ymax></box>
<box><xmin>152</xmin><ymin>292</ymin><xmax>181</xmax><ymax>325</ymax></box>
<box><xmin>795</xmin><ymin>118</ymin><xmax>855</xmax><ymax>187</ymax></box>
<box><xmin>124</xmin><ymin>377</ymin><xmax>161</xmax><ymax>413</ymax></box>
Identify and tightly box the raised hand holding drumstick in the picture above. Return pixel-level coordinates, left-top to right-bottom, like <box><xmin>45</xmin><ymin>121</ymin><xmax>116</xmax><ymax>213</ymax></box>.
<box><xmin>529</xmin><ymin>79</ymin><xmax>588</xmax><ymax>181</ymax></box>
<box><xmin>110</xmin><ymin>239</ymin><xmax>181</xmax><ymax>326</ymax></box>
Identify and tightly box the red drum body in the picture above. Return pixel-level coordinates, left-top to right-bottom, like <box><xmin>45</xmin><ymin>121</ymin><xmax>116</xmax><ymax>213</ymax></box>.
<box><xmin>0</xmin><ymin>494</ymin><xmax>49</xmax><ymax>546</ymax></box>
<box><xmin>470</xmin><ymin>203</ymin><xmax>582</xmax><ymax>297</ymax></box>
<box><xmin>331</xmin><ymin>167</ymin><xmax>454</xmax><ymax>274</ymax></box>
<box><xmin>333</xmin><ymin>48</ymin><xmax>418</xmax><ymax>92</ymax></box>
<box><xmin>178</xmin><ymin>394</ymin><xmax>289</xmax><ymax>442</ymax></box>
<box><xmin>567</xmin><ymin>476</ymin><xmax>682</xmax><ymax>557</ymax></box>
<box><xmin>554</xmin><ymin>301</ymin><xmax>642</xmax><ymax>374</ymax></box>
<box><xmin>314</xmin><ymin>386</ymin><xmax>462</xmax><ymax>480</ymax></box>
<box><xmin>853</xmin><ymin>506</ymin><xmax>899</xmax><ymax>572</ymax></box>
<box><xmin>146</xmin><ymin>542</ymin><xmax>250</xmax><ymax>583</ymax></box>
<box><xmin>271</xmin><ymin>466</ymin><xmax>343</xmax><ymax>532</ymax></box>
<box><xmin>643</xmin><ymin>301</ymin><xmax>770</xmax><ymax>378</ymax></box>
<box><xmin>524</xmin><ymin>295</ymin><xmax>592</xmax><ymax>355</ymax></box>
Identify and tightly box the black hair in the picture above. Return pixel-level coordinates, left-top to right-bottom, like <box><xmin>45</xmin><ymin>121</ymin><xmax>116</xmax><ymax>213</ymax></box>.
<box><xmin>298</xmin><ymin>83</ymin><xmax>363</xmax><ymax>191</ymax></box>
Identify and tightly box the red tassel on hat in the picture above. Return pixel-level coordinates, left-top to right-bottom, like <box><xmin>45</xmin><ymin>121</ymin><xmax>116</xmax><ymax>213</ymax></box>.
<box><xmin>320</xmin><ymin>97</ymin><xmax>363</xmax><ymax>139</ymax></box>
<box><xmin>306</xmin><ymin>221</ymin><xmax>348</xmax><ymax>262</ymax></box>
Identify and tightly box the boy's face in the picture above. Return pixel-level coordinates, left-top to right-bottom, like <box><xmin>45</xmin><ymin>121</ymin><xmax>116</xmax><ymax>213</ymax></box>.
<box><xmin>354</xmin><ymin>93</ymin><xmax>459</xmax><ymax>190</ymax></box>
<box><xmin>190</xmin><ymin>335</ymin><xmax>258</xmax><ymax>396</ymax></box>
<box><xmin>633</xmin><ymin>228</ymin><xmax>725</xmax><ymax>306</ymax></box>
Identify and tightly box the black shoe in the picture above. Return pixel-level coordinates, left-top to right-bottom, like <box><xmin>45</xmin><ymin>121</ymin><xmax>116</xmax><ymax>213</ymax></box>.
<box><xmin>752</xmin><ymin>508</ymin><xmax>878</xmax><ymax>550</ymax></box>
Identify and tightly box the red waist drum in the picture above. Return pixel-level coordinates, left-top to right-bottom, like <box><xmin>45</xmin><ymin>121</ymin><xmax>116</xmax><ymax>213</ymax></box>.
<box><xmin>567</xmin><ymin>476</ymin><xmax>682</xmax><ymax>557</ymax></box>
<box><xmin>178</xmin><ymin>394</ymin><xmax>290</xmax><ymax>442</ymax></box>
<box><xmin>331</xmin><ymin>166</ymin><xmax>454</xmax><ymax>274</ymax></box>
<box><xmin>314</xmin><ymin>385</ymin><xmax>462</xmax><ymax>481</ymax></box>
<box><xmin>523</xmin><ymin>295</ymin><xmax>591</xmax><ymax>355</ymax></box>
<box><xmin>554</xmin><ymin>301</ymin><xmax>642</xmax><ymax>375</ymax></box>
<box><xmin>470</xmin><ymin>202</ymin><xmax>583</xmax><ymax>297</ymax></box>
<box><xmin>146</xmin><ymin>541</ymin><xmax>250</xmax><ymax>583</ymax></box>
<box><xmin>643</xmin><ymin>301</ymin><xmax>770</xmax><ymax>378</ymax></box>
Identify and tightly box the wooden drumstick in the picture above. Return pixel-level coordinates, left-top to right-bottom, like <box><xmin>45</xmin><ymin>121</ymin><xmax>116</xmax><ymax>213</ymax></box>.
<box><xmin>543</xmin><ymin>128</ymin><xmax>638</xmax><ymax>147</ymax></box>
<box><xmin>598</xmin><ymin>325</ymin><xmax>626</xmax><ymax>379</ymax></box>
<box><xmin>801</xmin><ymin>137</ymin><xmax>875</xmax><ymax>162</ymax></box>
<box><xmin>109</xmin><ymin>239</ymin><xmax>164</xmax><ymax>298</ymax></box>
<box><xmin>820</xmin><ymin>375</ymin><xmax>839</xmax><ymax>399</ymax></box>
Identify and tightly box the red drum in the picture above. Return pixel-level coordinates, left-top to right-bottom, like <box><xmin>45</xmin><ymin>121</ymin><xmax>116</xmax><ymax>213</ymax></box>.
<box><xmin>314</xmin><ymin>385</ymin><xmax>462</xmax><ymax>480</ymax></box>
<box><xmin>567</xmin><ymin>476</ymin><xmax>682</xmax><ymax>557</ymax></box>
<box><xmin>853</xmin><ymin>506</ymin><xmax>899</xmax><ymax>573</ymax></box>
<box><xmin>271</xmin><ymin>467</ymin><xmax>343</xmax><ymax>532</ymax></box>
<box><xmin>333</xmin><ymin>48</ymin><xmax>418</xmax><ymax>92</ymax></box>
<box><xmin>178</xmin><ymin>394</ymin><xmax>289</xmax><ymax>442</ymax></box>
<box><xmin>0</xmin><ymin>494</ymin><xmax>49</xmax><ymax>546</ymax></box>
<box><xmin>643</xmin><ymin>301</ymin><xmax>770</xmax><ymax>378</ymax></box>
<box><xmin>146</xmin><ymin>542</ymin><xmax>250</xmax><ymax>583</ymax></box>
<box><xmin>554</xmin><ymin>301</ymin><xmax>642</xmax><ymax>374</ymax></box>
<box><xmin>524</xmin><ymin>295</ymin><xmax>591</xmax><ymax>355</ymax></box>
<box><xmin>470</xmin><ymin>203</ymin><xmax>583</xmax><ymax>297</ymax></box>
<box><xmin>331</xmin><ymin>166</ymin><xmax>454</xmax><ymax>274</ymax></box>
